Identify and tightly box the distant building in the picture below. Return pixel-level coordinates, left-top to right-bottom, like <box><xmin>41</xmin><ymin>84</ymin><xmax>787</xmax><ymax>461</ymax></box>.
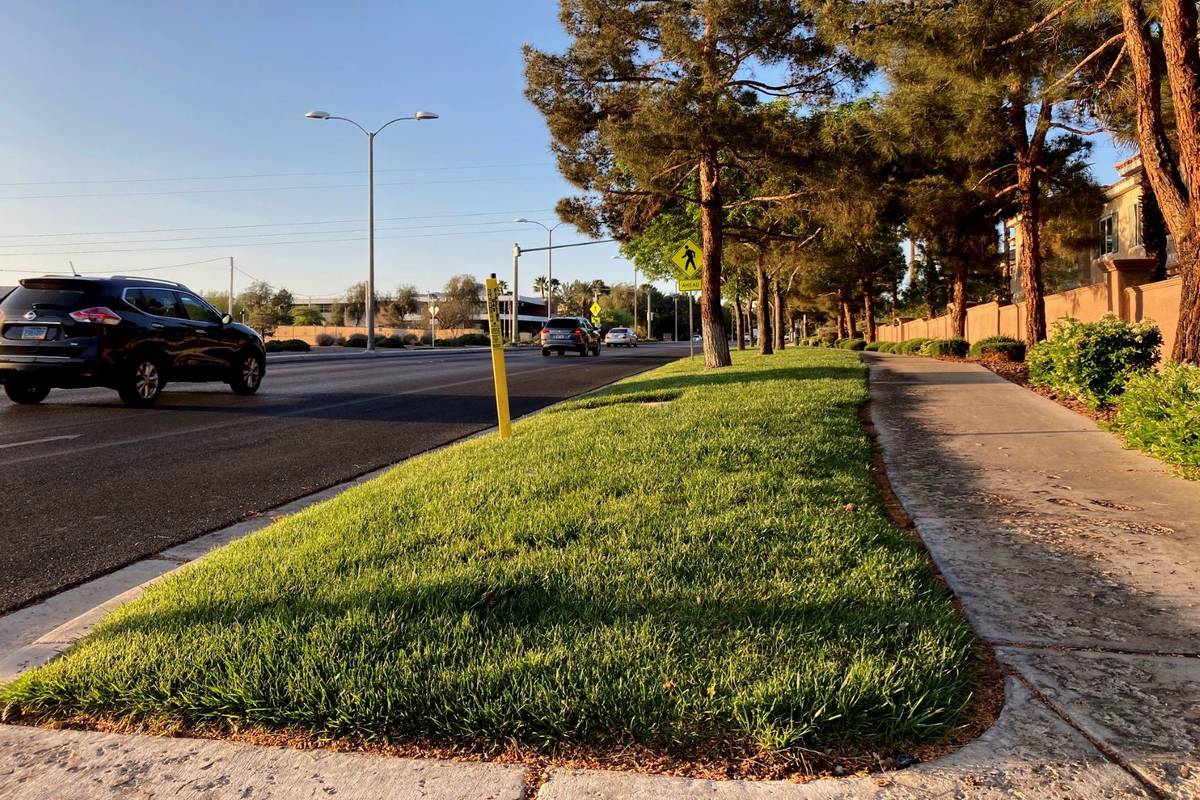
<box><xmin>1003</xmin><ymin>155</ymin><xmax>1174</xmax><ymax>299</ymax></box>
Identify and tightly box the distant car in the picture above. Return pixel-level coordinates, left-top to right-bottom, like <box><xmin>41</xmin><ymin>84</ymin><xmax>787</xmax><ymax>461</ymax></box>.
<box><xmin>604</xmin><ymin>327</ymin><xmax>638</xmax><ymax>348</ymax></box>
<box><xmin>0</xmin><ymin>275</ymin><xmax>266</xmax><ymax>407</ymax></box>
<box><xmin>541</xmin><ymin>316</ymin><xmax>601</xmax><ymax>357</ymax></box>
<box><xmin>693</xmin><ymin>333</ymin><xmax>703</xmax><ymax>343</ymax></box>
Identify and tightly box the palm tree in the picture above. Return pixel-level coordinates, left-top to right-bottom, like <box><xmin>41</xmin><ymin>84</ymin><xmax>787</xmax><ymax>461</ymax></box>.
<box><xmin>533</xmin><ymin>275</ymin><xmax>549</xmax><ymax>299</ymax></box>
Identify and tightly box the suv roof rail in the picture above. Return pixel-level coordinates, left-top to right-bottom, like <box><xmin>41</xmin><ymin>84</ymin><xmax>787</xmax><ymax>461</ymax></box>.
<box><xmin>111</xmin><ymin>275</ymin><xmax>187</xmax><ymax>289</ymax></box>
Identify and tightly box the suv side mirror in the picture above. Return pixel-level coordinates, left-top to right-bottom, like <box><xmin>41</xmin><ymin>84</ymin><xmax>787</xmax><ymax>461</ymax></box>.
<box><xmin>221</xmin><ymin>314</ymin><xmax>233</xmax><ymax>325</ymax></box>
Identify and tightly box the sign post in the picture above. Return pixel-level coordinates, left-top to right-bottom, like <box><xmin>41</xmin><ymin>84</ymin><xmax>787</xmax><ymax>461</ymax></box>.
<box><xmin>671</xmin><ymin>240</ymin><xmax>703</xmax><ymax>356</ymax></box>
<box><xmin>485</xmin><ymin>274</ymin><xmax>512</xmax><ymax>440</ymax></box>
<box><xmin>429</xmin><ymin>302</ymin><xmax>440</xmax><ymax>348</ymax></box>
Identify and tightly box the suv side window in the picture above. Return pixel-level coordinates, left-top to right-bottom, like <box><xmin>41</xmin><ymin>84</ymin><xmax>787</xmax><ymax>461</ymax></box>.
<box><xmin>127</xmin><ymin>288</ymin><xmax>181</xmax><ymax>318</ymax></box>
<box><xmin>177</xmin><ymin>292</ymin><xmax>222</xmax><ymax>324</ymax></box>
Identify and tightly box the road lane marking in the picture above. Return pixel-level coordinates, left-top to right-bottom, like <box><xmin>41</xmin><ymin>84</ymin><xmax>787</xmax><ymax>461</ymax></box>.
<box><xmin>0</xmin><ymin>361</ymin><xmax>600</xmax><ymax>466</ymax></box>
<box><xmin>0</xmin><ymin>435</ymin><xmax>82</xmax><ymax>450</ymax></box>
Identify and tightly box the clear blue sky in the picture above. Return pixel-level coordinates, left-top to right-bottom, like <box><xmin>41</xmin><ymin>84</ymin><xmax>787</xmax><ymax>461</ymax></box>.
<box><xmin>0</xmin><ymin>0</ymin><xmax>641</xmax><ymax>299</ymax></box>
<box><xmin>0</xmin><ymin>2</ymin><xmax>1131</xmax><ymax>299</ymax></box>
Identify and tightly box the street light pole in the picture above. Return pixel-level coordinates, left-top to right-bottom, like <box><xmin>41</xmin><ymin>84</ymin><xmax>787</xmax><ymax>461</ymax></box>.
<box><xmin>306</xmin><ymin>109</ymin><xmax>438</xmax><ymax>352</ymax></box>
<box><xmin>674</xmin><ymin>294</ymin><xmax>679</xmax><ymax>342</ymax></box>
<box><xmin>511</xmin><ymin>243</ymin><xmax>521</xmax><ymax>346</ymax></box>
<box><xmin>514</xmin><ymin>218</ymin><xmax>564</xmax><ymax>320</ymax></box>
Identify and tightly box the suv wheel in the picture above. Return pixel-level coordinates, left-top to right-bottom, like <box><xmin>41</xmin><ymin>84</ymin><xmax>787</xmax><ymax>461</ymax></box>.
<box><xmin>4</xmin><ymin>383</ymin><xmax>51</xmax><ymax>405</ymax></box>
<box><xmin>118</xmin><ymin>357</ymin><xmax>165</xmax><ymax>407</ymax></box>
<box><xmin>229</xmin><ymin>351</ymin><xmax>264</xmax><ymax>396</ymax></box>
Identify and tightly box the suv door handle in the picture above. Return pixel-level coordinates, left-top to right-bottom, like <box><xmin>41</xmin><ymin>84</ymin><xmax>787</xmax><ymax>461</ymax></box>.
<box><xmin>151</xmin><ymin>323</ymin><xmax>165</xmax><ymax>329</ymax></box>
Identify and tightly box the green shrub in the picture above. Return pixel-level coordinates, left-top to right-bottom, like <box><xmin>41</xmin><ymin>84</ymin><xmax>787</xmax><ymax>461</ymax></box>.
<box><xmin>921</xmin><ymin>338</ymin><xmax>969</xmax><ymax>358</ymax></box>
<box><xmin>1110</xmin><ymin>363</ymin><xmax>1200</xmax><ymax>475</ymax></box>
<box><xmin>377</xmin><ymin>335</ymin><xmax>406</xmax><ymax>349</ymax></box>
<box><xmin>969</xmin><ymin>335</ymin><xmax>1026</xmax><ymax>362</ymax></box>
<box><xmin>315</xmin><ymin>333</ymin><xmax>337</xmax><ymax>347</ymax></box>
<box><xmin>864</xmin><ymin>341</ymin><xmax>885</xmax><ymax>352</ymax></box>
<box><xmin>265</xmin><ymin>338</ymin><xmax>311</xmax><ymax>353</ymax></box>
<box><xmin>895</xmin><ymin>338</ymin><xmax>931</xmax><ymax>355</ymax></box>
<box><xmin>403</xmin><ymin>333</ymin><xmax>420</xmax><ymax>346</ymax></box>
<box><xmin>343</xmin><ymin>334</ymin><xmax>369</xmax><ymax>348</ymax></box>
<box><xmin>1027</xmin><ymin>316</ymin><xmax>1162</xmax><ymax>409</ymax></box>
<box><xmin>839</xmin><ymin>338</ymin><xmax>867</xmax><ymax>351</ymax></box>
<box><xmin>447</xmin><ymin>332</ymin><xmax>490</xmax><ymax>347</ymax></box>
<box><xmin>878</xmin><ymin>341</ymin><xmax>897</xmax><ymax>353</ymax></box>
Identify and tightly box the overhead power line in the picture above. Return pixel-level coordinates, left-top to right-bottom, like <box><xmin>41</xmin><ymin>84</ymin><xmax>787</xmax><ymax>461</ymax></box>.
<box><xmin>0</xmin><ymin>174</ymin><xmax>552</xmax><ymax>201</ymax></box>
<box><xmin>0</xmin><ymin>225</ymin><xmax>541</xmax><ymax>257</ymax></box>
<box><xmin>0</xmin><ymin>208</ymin><xmax>556</xmax><ymax>239</ymax></box>
<box><xmin>0</xmin><ymin>162</ymin><xmax>553</xmax><ymax>188</ymax></box>
<box><xmin>0</xmin><ymin>217</ymin><xmax>559</xmax><ymax>250</ymax></box>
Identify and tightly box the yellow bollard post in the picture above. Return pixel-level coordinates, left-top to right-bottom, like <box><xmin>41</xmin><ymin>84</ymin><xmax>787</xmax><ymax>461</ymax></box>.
<box><xmin>484</xmin><ymin>274</ymin><xmax>512</xmax><ymax>440</ymax></box>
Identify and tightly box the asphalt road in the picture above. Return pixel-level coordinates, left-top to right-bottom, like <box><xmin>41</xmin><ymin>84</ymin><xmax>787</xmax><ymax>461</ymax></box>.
<box><xmin>0</xmin><ymin>343</ymin><xmax>689</xmax><ymax>613</ymax></box>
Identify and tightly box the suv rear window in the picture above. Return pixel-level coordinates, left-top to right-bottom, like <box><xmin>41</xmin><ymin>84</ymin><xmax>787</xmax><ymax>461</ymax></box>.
<box><xmin>546</xmin><ymin>318</ymin><xmax>581</xmax><ymax>329</ymax></box>
<box><xmin>1</xmin><ymin>285</ymin><xmax>92</xmax><ymax>310</ymax></box>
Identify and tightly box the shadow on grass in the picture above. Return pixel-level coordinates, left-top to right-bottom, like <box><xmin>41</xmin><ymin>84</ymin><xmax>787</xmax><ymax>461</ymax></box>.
<box><xmin>584</xmin><ymin>364</ymin><xmax>864</xmax><ymax>402</ymax></box>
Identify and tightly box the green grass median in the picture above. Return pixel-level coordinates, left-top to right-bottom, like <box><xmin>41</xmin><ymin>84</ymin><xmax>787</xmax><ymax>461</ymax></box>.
<box><xmin>2</xmin><ymin>348</ymin><xmax>977</xmax><ymax>755</ymax></box>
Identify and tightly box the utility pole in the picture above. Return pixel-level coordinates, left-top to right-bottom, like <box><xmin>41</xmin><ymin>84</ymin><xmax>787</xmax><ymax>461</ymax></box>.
<box><xmin>646</xmin><ymin>285</ymin><xmax>652</xmax><ymax>341</ymax></box>
<box><xmin>673</xmin><ymin>294</ymin><xmax>679</xmax><ymax>342</ymax></box>
<box><xmin>511</xmin><ymin>243</ymin><xmax>520</xmax><ymax>345</ymax></box>
<box><xmin>228</xmin><ymin>257</ymin><xmax>234</xmax><ymax>317</ymax></box>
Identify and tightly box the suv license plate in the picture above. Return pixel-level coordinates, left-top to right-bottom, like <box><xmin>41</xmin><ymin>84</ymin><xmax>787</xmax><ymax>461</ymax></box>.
<box><xmin>20</xmin><ymin>326</ymin><xmax>48</xmax><ymax>340</ymax></box>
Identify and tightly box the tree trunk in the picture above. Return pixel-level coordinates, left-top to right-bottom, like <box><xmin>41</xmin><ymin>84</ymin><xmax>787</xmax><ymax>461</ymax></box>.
<box><xmin>862</xmin><ymin>285</ymin><xmax>877</xmax><ymax>344</ymax></box>
<box><xmin>772</xmin><ymin>280</ymin><xmax>786</xmax><ymax>350</ymax></box>
<box><xmin>1173</xmin><ymin>235</ymin><xmax>1200</xmax><ymax>361</ymax></box>
<box><xmin>951</xmin><ymin>261</ymin><xmax>968</xmax><ymax>339</ymax></box>
<box><xmin>756</xmin><ymin>255</ymin><xmax>773</xmax><ymax>355</ymax></box>
<box><xmin>734</xmin><ymin>296</ymin><xmax>745</xmax><ymax>351</ymax></box>
<box><xmin>697</xmin><ymin>151</ymin><xmax>732</xmax><ymax>368</ymax></box>
<box><xmin>841</xmin><ymin>293</ymin><xmax>857</xmax><ymax>339</ymax></box>
<box><xmin>1123</xmin><ymin>0</ymin><xmax>1200</xmax><ymax>362</ymax></box>
<box><xmin>1015</xmin><ymin>159</ymin><xmax>1047</xmax><ymax>344</ymax></box>
<box><xmin>834</xmin><ymin>311</ymin><xmax>845</xmax><ymax>340</ymax></box>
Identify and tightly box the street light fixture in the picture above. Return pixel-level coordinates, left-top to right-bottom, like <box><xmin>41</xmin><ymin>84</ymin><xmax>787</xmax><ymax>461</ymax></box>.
<box><xmin>515</xmin><ymin>218</ymin><xmax>565</xmax><ymax>320</ymax></box>
<box><xmin>305</xmin><ymin>108</ymin><xmax>438</xmax><ymax>351</ymax></box>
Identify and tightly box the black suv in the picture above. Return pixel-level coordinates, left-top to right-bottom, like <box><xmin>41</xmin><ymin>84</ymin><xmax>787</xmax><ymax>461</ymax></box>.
<box><xmin>541</xmin><ymin>316</ymin><xmax>602</xmax><ymax>357</ymax></box>
<box><xmin>0</xmin><ymin>276</ymin><xmax>266</xmax><ymax>407</ymax></box>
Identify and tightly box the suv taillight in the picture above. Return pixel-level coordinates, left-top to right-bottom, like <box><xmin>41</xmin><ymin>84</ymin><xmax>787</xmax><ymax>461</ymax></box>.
<box><xmin>573</xmin><ymin>328</ymin><xmax>583</xmax><ymax>337</ymax></box>
<box><xmin>69</xmin><ymin>307</ymin><xmax>122</xmax><ymax>326</ymax></box>
<box><xmin>540</xmin><ymin>327</ymin><xmax>550</xmax><ymax>335</ymax></box>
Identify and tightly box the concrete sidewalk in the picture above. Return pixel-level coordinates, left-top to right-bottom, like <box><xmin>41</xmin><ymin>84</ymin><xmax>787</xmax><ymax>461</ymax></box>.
<box><xmin>2</xmin><ymin>353</ymin><xmax>1196</xmax><ymax>798</ymax></box>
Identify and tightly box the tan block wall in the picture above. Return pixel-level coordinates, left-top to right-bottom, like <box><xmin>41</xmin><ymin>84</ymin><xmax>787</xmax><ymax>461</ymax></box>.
<box><xmin>874</xmin><ymin>274</ymin><xmax>1181</xmax><ymax>350</ymax></box>
<box><xmin>1042</xmin><ymin>282</ymin><xmax>1111</xmax><ymax>327</ymax></box>
<box><xmin>1127</xmin><ymin>277</ymin><xmax>1182</xmax><ymax>358</ymax></box>
<box><xmin>269</xmin><ymin>325</ymin><xmax>484</xmax><ymax>344</ymax></box>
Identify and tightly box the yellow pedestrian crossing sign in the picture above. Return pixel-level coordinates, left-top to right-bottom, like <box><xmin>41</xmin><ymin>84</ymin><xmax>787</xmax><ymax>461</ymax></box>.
<box><xmin>672</xmin><ymin>240</ymin><xmax>702</xmax><ymax>292</ymax></box>
<box><xmin>590</xmin><ymin>301</ymin><xmax>602</xmax><ymax>316</ymax></box>
<box><xmin>672</xmin><ymin>240</ymin><xmax>702</xmax><ymax>277</ymax></box>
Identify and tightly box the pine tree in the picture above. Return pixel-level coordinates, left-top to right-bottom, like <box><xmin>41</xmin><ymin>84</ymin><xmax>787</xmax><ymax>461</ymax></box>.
<box><xmin>524</xmin><ymin>1</ymin><xmax>864</xmax><ymax>368</ymax></box>
<box><xmin>829</xmin><ymin>0</ymin><xmax>1113</xmax><ymax>345</ymax></box>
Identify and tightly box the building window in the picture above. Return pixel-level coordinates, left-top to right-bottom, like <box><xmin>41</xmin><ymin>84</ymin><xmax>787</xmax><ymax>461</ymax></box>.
<box><xmin>1098</xmin><ymin>213</ymin><xmax>1117</xmax><ymax>256</ymax></box>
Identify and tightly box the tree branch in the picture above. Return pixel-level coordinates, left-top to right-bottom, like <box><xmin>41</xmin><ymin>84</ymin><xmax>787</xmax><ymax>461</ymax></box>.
<box><xmin>989</xmin><ymin>1</ymin><xmax>1077</xmax><ymax>49</ymax></box>
<box><xmin>1042</xmin><ymin>32</ymin><xmax>1125</xmax><ymax>98</ymax></box>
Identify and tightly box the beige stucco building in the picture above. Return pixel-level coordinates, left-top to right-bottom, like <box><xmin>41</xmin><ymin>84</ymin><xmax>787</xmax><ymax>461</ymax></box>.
<box><xmin>1004</xmin><ymin>155</ymin><xmax>1175</xmax><ymax>299</ymax></box>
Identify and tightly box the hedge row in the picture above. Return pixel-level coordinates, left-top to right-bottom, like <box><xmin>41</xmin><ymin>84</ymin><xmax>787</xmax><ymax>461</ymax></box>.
<box><xmin>310</xmin><ymin>332</ymin><xmax>492</xmax><ymax>348</ymax></box>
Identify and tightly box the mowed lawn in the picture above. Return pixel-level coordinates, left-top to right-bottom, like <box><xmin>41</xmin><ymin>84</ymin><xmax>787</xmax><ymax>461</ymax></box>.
<box><xmin>2</xmin><ymin>348</ymin><xmax>977</xmax><ymax>753</ymax></box>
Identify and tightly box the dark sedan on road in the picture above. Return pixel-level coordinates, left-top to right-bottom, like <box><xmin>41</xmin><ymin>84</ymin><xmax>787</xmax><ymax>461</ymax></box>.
<box><xmin>0</xmin><ymin>275</ymin><xmax>266</xmax><ymax>407</ymax></box>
